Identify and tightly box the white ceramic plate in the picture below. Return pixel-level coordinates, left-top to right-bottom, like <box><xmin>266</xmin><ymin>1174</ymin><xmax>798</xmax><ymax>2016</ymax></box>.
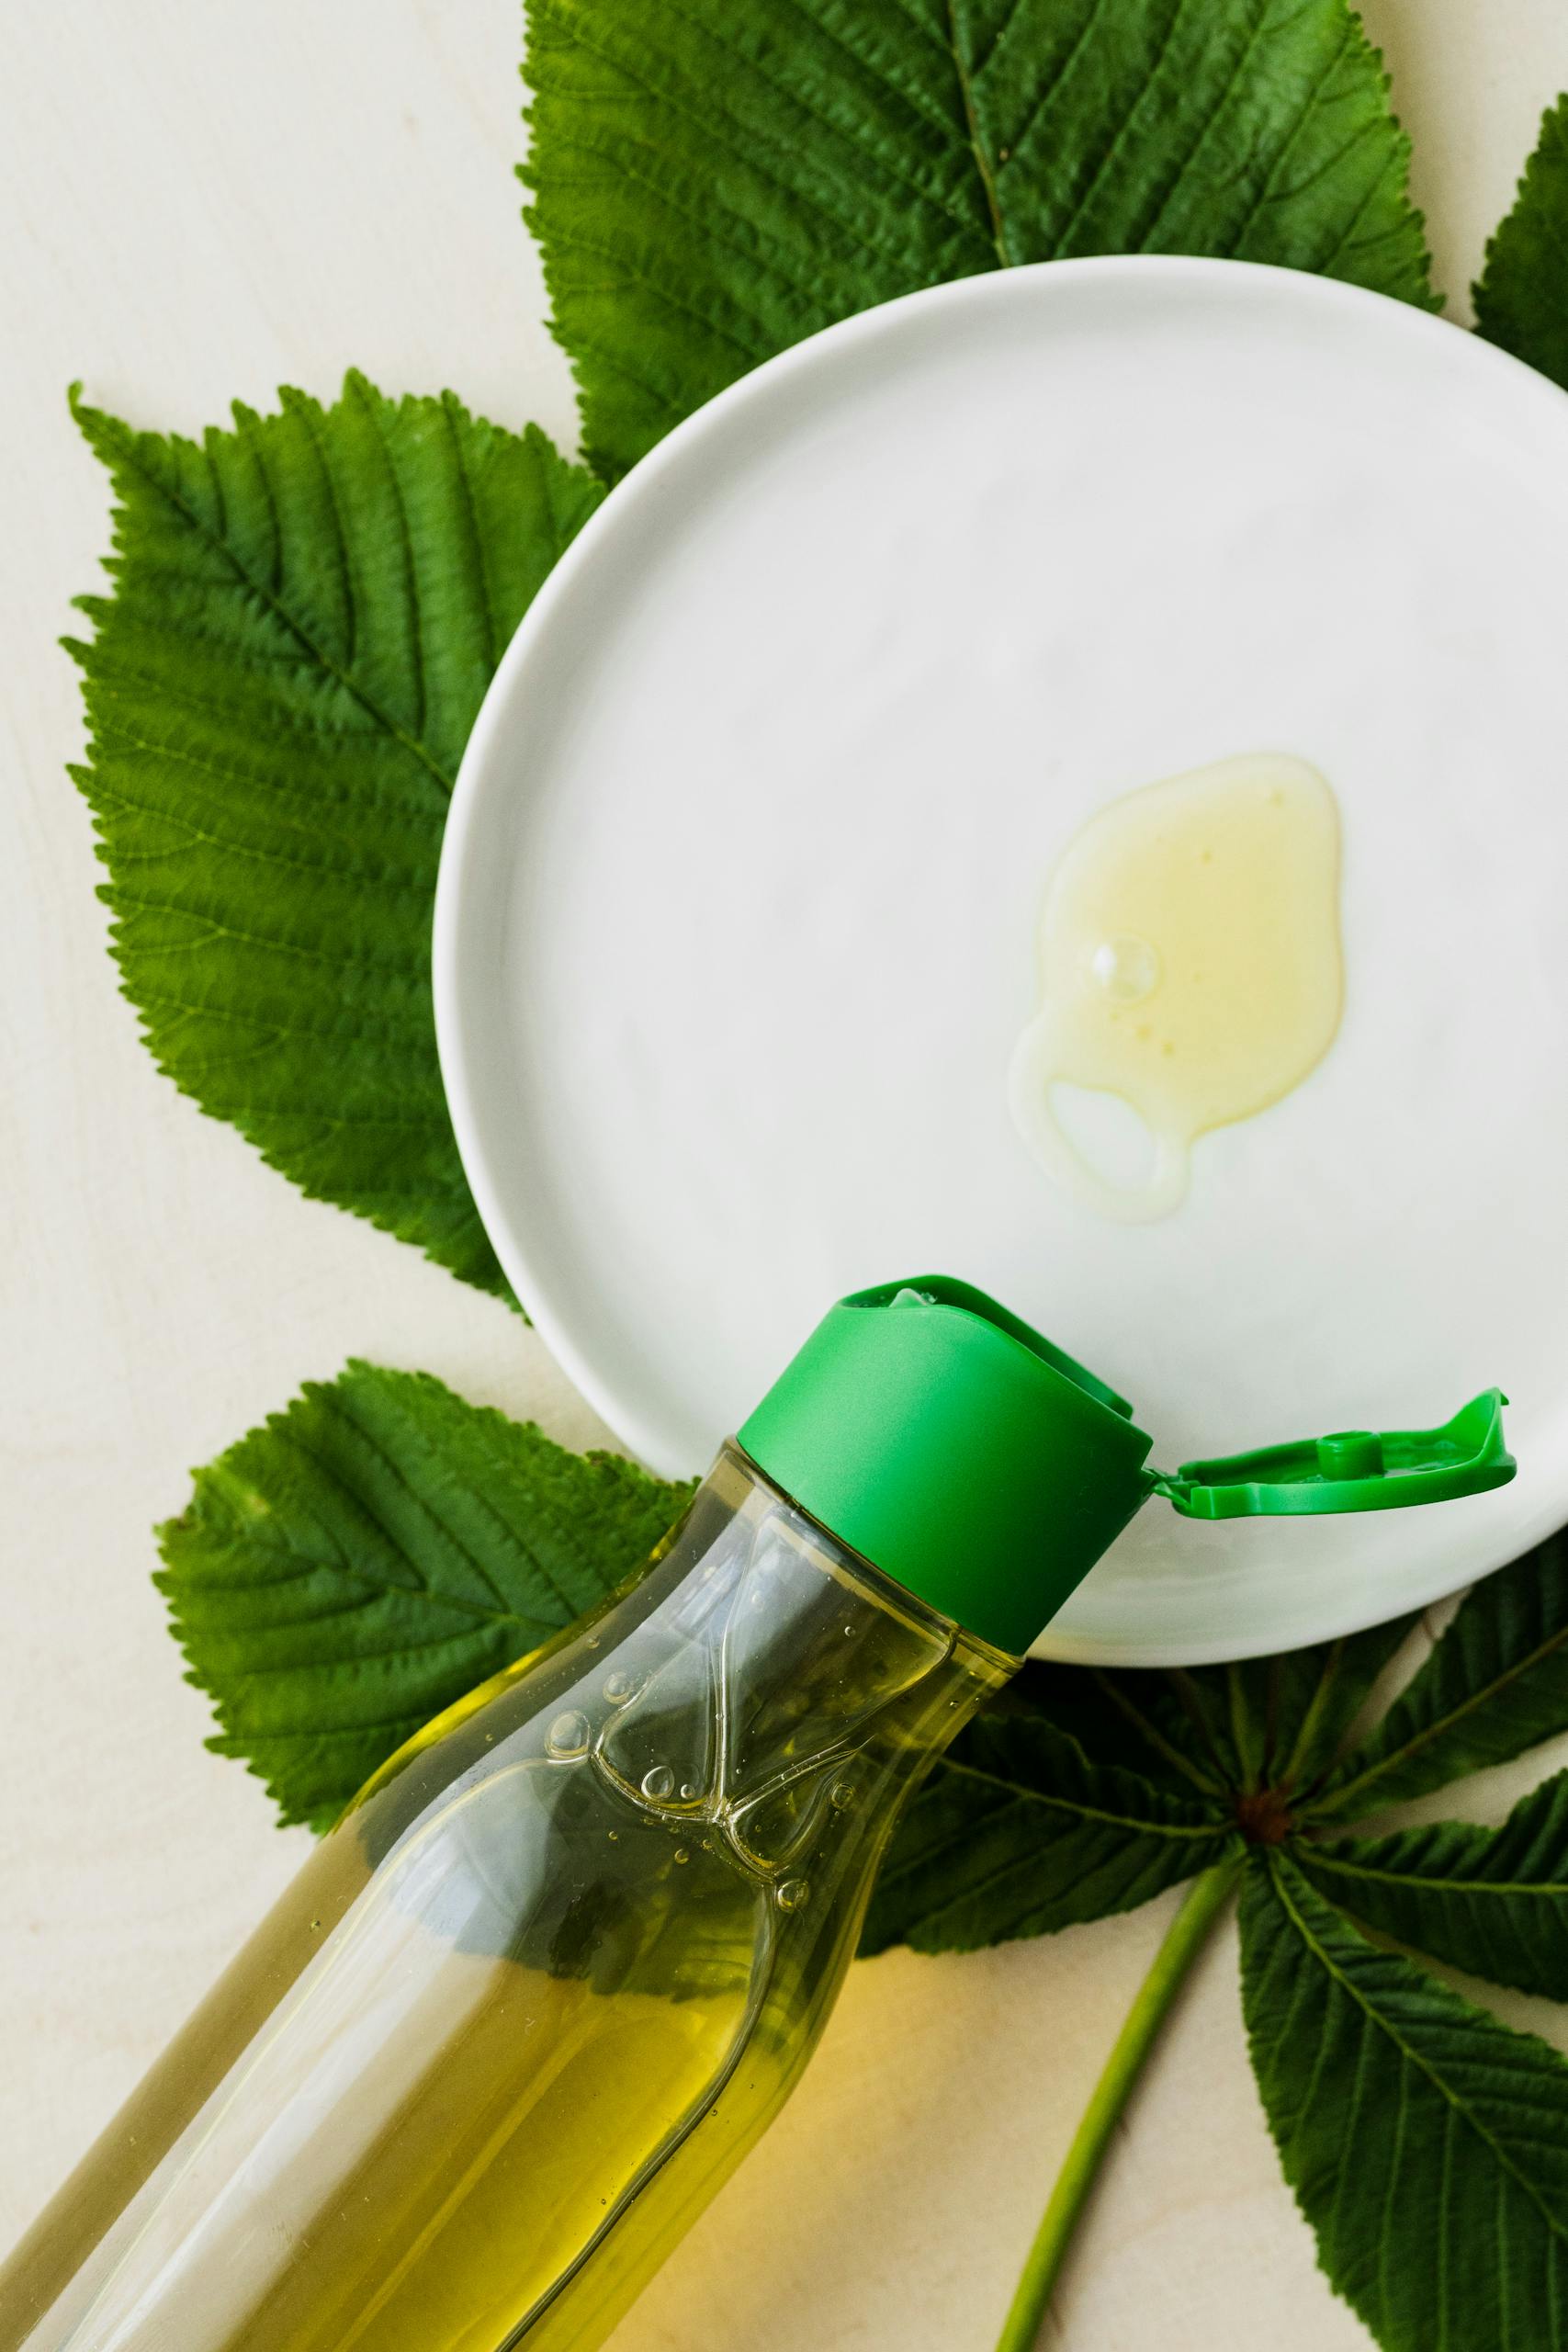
<box><xmin>436</xmin><ymin>256</ymin><xmax>1568</xmax><ymax>1668</ymax></box>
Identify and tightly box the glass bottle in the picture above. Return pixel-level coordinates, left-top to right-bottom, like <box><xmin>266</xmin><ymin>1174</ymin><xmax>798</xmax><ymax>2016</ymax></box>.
<box><xmin>0</xmin><ymin>1444</ymin><xmax>1009</xmax><ymax>2352</ymax></box>
<box><xmin>0</xmin><ymin>1275</ymin><xmax>1513</xmax><ymax>2352</ymax></box>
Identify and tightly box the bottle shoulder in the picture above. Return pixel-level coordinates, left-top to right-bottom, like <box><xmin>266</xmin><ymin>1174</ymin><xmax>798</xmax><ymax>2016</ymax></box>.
<box><xmin>342</xmin><ymin>1446</ymin><xmax>1003</xmax><ymax>1963</ymax></box>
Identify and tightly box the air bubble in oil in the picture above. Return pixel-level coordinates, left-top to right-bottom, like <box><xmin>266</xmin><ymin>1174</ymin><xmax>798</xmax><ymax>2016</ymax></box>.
<box><xmin>547</xmin><ymin>1711</ymin><xmax>590</xmax><ymax>1759</ymax></box>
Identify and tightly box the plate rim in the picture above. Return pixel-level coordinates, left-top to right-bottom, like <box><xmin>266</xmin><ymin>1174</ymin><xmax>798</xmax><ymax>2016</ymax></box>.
<box><xmin>434</xmin><ymin>252</ymin><xmax>1568</xmax><ymax>1665</ymax></box>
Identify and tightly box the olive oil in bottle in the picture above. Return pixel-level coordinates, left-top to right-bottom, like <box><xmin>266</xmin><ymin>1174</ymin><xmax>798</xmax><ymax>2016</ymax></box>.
<box><xmin>0</xmin><ymin>1277</ymin><xmax>1513</xmax><ymax>2352</ymax></box>
<box><xmin>0</xmin><ymin>1446</ymin><xmax>1008</xmax><ymax>2352</ymax></box>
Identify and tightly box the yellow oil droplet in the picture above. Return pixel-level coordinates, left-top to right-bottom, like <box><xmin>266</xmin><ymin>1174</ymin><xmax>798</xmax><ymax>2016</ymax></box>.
<box><xmin>1009</xmin><ymin>752</ymin><xmax>1342</xmax><ymax>1220</ymax></box>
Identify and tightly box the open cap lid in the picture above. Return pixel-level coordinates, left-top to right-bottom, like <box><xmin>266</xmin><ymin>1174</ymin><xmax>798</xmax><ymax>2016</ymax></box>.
<box><xmin>739</xmin><ymin>1276</ymin><xmax>1156</xmax><ymax>1655</ymax></box>
<box><xmin>738</xmin><ymin>1276</ymin><xmax>1514</xmax><ymax>1657</ymax></box>
<box><xmin>1151</xmin><ymin>1390</ymin><xmax>1513</xmax><ymax>1519</ymax></box>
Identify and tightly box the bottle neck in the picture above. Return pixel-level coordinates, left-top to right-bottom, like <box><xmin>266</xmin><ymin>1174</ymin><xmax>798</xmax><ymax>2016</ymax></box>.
<box><xmin>345</xmin><ymin>1439</ymin><xmax>1014</xmax><ymax>1883</ymax></box>
<box><xmin>610</xmin><ymin>1441</ymin><xmax>1015</xmax><ymax>1868</ymax></box>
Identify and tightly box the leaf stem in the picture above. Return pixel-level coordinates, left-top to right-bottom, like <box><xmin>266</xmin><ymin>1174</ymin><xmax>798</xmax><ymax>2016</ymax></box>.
<box><xmin>993</xmin><ymin>1854</ymin><xmax>1244</xmax><ymax>2352</ymax></box>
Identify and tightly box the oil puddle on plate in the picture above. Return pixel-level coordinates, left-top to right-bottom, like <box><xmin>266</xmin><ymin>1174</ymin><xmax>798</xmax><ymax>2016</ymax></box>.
<box><xmin>1008</xmin><ymin>753</ymin><xmax>1344</xmax><ymax>1220</ymax></box>
<box><xmin>437</xmin><ymin>259</ymin><xmax>1568</xmax><ymax>1664</ymax></box>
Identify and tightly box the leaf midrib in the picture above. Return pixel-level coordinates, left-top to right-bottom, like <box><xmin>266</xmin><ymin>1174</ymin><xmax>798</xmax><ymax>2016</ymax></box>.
<box><xmin>942</xmin><ymin>0</ymin><xmax>1008</xmax><ymax>263</ymax></box>
<box><xmin>1303</xmin><ymin>1845</ymin><xmax>1568</xmax><ymax>1905</ymax></box>
<box><xmin>174</xmin><ymin>1517</ymin><xmax>530</xmax><ymax>1634</ymax></box>
<box><xmin>1089</xmin><ymin>1669</ymin><xmax>1226</xmax><ymax>1796</ymax></box>
<box><xmin>1317</xmin><ymin>1619</ymin><xmax>1568</xmax><ymax>1817</ymax></box>
<box><xmin>85</xmin><ymin>406</ymin><xmax>456</xmax><ymax>796</ymax></box>
<box><xmin>295</xmin><ymin>1393</ymin><xmax>581</xmax><ymax>1627</ymax></box>
<box><xmin>186</xmin><ymin>1394</ymin><xmax>568</xmax><ymax>1640</ymax></box>
<box><xmin>939</xmin><ymin>1749</ymin><xmax>1228</xmax><ymax>1839</ymax></box>
<box><xmin>1269</xmin><ymin>1853</ymin><xmax>1568</xmax><ymax>2251</ymax></box>
<box><xmin>542</xmin><ymin>0</ymin><xmax>980</xmax><ymax>275</ymax></box>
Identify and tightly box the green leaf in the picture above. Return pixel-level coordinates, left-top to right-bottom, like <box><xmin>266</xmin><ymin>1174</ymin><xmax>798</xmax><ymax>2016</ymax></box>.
<box><xmin>69</xmin><ymin>376</ymin><xmax>604</xmax><ymax>1297</ymax></box>
<box><xmin>525</xmin><ymin>0</ymin><xmax>1434</xmax><ymax>478</ymax></box>
<box><xmin>862</xmin><ymin>1709</ymin><xmax>1238</xmax><ymax>1955</ymax></box>
<box><xmin>1162</xmin><ymin>1613</ymin><xmax>1421</xmax><ymax>1798</ymax></box>
<box><xmin>1241</xmin><ymin>1849</ymin><xmax>1568</xmax><ymax>2351</ymax></box>
<box><xmin>1474</xmin><ymin>96</ymin><xmax>1568</xmax><ymax>390</ymax></box>
<box><xmin>1298</xmin><ymin>1772</ymin><xmax>1568</xmax><ymax>2001</ymax></box>
<box><xmin>994</xmin><ymin>1660</ymin><xmax>1230</xmax><ymax>1798</ymax></box>
<box><xmin>1316</xmin><ymin>1534</ymin><xmax>1568</xmax><ymax>1821</ymax></box>
<box><xmin>1257</xmin><ymin>1615</ymin><xmax>1425</xmax><ymax>1793</ymax></box>
<box><xmin>156</xmin><ymin>1362</ymin><xmax>690</xmax><ymax>1831</ymax></box>
<box><xmin>1005</xmin><ymin>1616</ymin><xmax>1418</xmax><ymax>1813</ymax></box>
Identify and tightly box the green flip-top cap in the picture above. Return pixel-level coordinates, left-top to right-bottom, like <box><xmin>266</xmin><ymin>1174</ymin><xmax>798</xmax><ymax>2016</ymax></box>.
<box><xmin>739</xmin><ymin>1276</ymin><xmax>1154</xmax><ymax>1656</ymax></box>
<box><xmin>738</xmin><ymin>1275</ymin><xmax>1516</xmax><ymax>1657</ymax></box>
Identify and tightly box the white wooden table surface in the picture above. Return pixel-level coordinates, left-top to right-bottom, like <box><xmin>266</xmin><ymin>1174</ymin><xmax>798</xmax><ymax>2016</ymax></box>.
<box><xmin>6</xmin><ymin>6</ymin><xmax>1568</xmax><ymax>2346</ymax></box>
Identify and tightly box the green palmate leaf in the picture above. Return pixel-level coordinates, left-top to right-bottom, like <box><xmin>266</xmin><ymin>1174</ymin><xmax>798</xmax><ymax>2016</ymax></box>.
<box><xmin>1242</xmin><ymin>1849</ymin><xmax>1568</xmax><ymax>2351</ymax></box>
<box><xmin>525</xmin><ymin>0</ymin><xmax>1434</xmax><ymax>478</ymax></box>
<box><xmin>1299</xmin><ymin>1771</ymin><xmax>1568</xmax><ymax>2001</ymax></box>
<box><xmin>1316</xmin><ymin>1533</ymin><xmax>1568</xmax><ymax>1821</ymax></box>
<box><xmin>992</xmin><ymin>1660</ymin><xmax>1230</xmax><ymax>1799</ymax></box>
<box><xmin>1474</xmin><ymin>96</ymin><xmax>1568</xmax><ymax>390</ymax></box>
<box><xmin>1256</xmin><ymin>1614</ymin><xmax>1425</xmax><ymax>1793</ymax></box>
<box><xmin>70</xmin><ymin>377</ymin><xmax>604</xmax><ymax>1297</ymax></box>
<box><xmin>1158</xmin><ymin>1613</ymin><xmax>1421</xmax><ymax>1799</ymax></box>
<box><xmin>863</xmin><ymin>1710</ymin><xmax>1238</xmax><ymax>1955</ymax></box>
<box><xmin>1008</xmin><ymin>1615</ymin><xmax>1418</xmax><ymax>1812</ymax></box>
<box><xmin>157</xmin><ymin>1361</ymin><xmax>689</xmax><ymax>1831</ymax></box>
